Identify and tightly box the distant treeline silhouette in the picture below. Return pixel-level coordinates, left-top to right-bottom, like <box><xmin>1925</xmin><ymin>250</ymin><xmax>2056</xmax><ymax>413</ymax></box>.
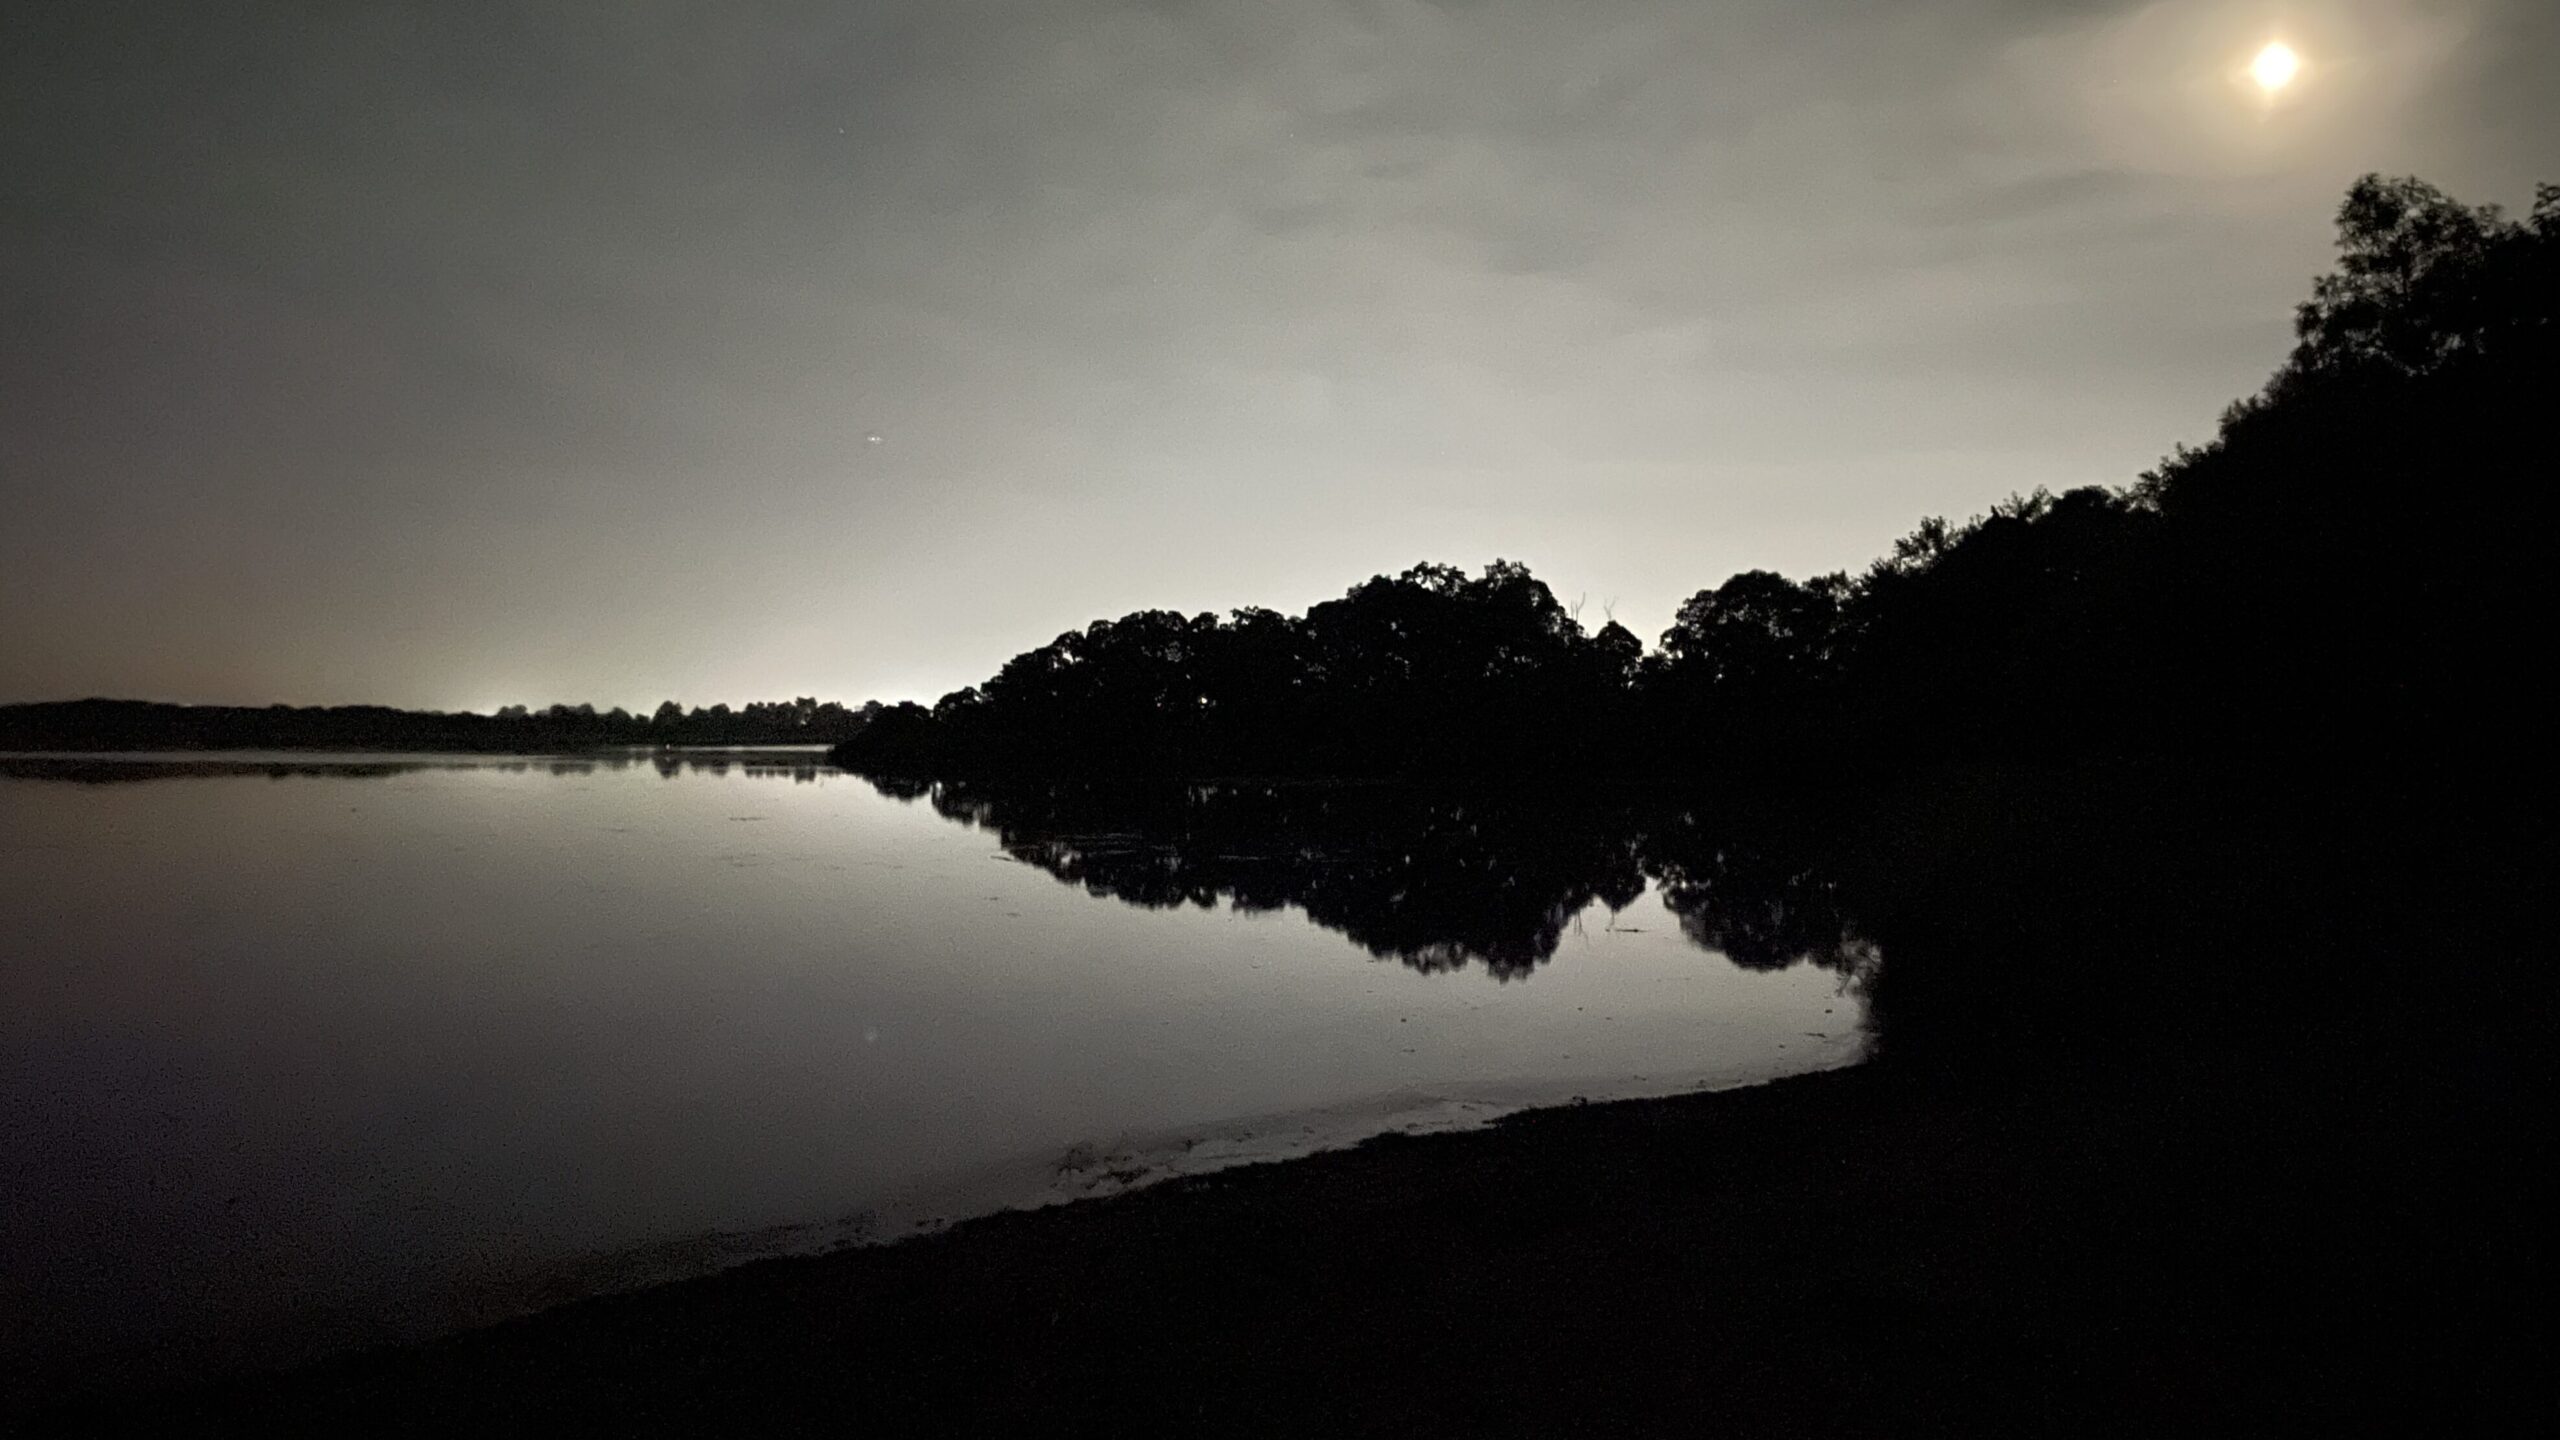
<box><xmin>0</xmin><ymin>752</ymin><xmax>841</xmax><ymax>785</ymax></box>
<box><xmin>0</xmin><ymin>696</ymin><xmax>882</xmax><ymax>752</ymax></box>
<box><xmin>839</xmin><ymin>174</ymin><xmax>2551</xmax><ymax>820</ymax></box>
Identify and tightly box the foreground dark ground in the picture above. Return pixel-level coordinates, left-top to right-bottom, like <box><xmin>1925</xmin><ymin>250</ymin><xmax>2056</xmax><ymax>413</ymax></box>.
<box><xmin>27</xmin><ymin>1048</ymin><xmax>2529</xmax><ymax>1436</ymax></box>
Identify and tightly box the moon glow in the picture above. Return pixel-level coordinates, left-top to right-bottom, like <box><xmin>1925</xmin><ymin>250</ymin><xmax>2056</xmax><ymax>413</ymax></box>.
<box><xmin>2250</xmin><ymin>42</ymin><xmax>2302</xmax><ymax>93</ymax></box>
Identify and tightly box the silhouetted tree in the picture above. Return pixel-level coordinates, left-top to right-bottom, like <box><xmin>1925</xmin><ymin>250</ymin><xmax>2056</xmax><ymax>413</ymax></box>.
<box><xmin>821</xmin><ymin>172</ymin><xmax>2548</xmax><ymax>1087</ymax></box>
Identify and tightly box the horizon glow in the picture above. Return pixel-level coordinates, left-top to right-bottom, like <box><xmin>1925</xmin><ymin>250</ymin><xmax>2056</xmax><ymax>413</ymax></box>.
<box><xmin>3</xmin><ymin>2</ymin><xmax>2547</xmax><ymax>711</ymax></box>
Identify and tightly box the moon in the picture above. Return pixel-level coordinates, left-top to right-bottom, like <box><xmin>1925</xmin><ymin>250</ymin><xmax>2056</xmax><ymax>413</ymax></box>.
<box><xmin>2250</xmin><ymin>42</ymin><xmax>2301</xmax><ymax>93</ymax></box>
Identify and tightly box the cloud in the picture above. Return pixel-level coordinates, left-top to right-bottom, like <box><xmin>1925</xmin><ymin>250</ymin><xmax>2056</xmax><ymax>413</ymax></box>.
<box><xmin>2</xmin><ymin>1</ymin><xmax>2547</xmax><ymax>705</ymax></box>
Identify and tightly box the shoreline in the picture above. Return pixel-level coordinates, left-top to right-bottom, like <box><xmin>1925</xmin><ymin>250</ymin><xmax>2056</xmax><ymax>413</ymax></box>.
<box><xmin>31</xmin><ymin>1055</ymin><xmax>2517</xmax><ymax>1433</ymax></box>
<box><xmin>10</xmin><ymin>1053</ymin><xmax>1866</xmax><ymax>1412</ymax></box>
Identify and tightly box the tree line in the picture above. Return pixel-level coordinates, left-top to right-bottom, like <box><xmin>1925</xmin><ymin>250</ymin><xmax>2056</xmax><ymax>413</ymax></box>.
<box><xmin>839</xmin><ymin>174</ymin><xmax>2552</xmax><ymax>832</ymax></box>
<box><xmin>0</xmin><ymin>696</ymin><xmax>883</xmax><ymax>751</ymax></box>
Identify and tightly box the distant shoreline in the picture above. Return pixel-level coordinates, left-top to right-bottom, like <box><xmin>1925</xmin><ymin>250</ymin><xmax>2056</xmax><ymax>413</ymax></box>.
<box><xmin>0</xmin><ymin>746</ymin><xmax>844</xmax><ymax>786</ymax></box>
<box><xmin>0</xmin><ymin>742</ymin><xmax>841</xmax><ymax>755</ymax></box>
<box><xmin>0</xmin><ymin>699</ymin><xmax>875</xmax><ymax>755</ymax></box>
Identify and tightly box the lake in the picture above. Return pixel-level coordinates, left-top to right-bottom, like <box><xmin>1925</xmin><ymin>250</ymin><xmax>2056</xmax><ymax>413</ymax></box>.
<box><xmin>0</xmin><ymin>752</ymin><xmax>1867</xmax><ymax>1394</ymax></box>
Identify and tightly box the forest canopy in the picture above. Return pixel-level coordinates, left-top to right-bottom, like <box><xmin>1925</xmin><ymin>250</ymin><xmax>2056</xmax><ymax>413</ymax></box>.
<box><xmin>840</xmin><ymin>174</ymin><xmax>2552</xmax><ymax>797</ymax></box>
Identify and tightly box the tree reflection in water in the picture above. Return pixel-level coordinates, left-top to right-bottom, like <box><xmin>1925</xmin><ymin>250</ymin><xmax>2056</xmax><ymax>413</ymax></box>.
<box><xmin>877</xmin><ymin>777</ymin><xmax>1875</xmax><ymax>988</ymax></box>
<box><xmin>0</xmin><ymin>752</ymin><xmax>838</xmax><ymax>785</ymax></box>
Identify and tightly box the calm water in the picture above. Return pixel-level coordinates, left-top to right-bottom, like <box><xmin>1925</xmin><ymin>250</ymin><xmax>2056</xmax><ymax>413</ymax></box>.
<box><xmin>1</xmin><ymin>753</ymin><xmax>1865</xmax><ymax>1392</ymax></box>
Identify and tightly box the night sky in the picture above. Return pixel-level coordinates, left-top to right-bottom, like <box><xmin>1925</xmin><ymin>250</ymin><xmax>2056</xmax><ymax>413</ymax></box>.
<box><xmin>6</xmin><ymin>1</ymin><xmax>2551</xmax><ymax>711</ymax></box>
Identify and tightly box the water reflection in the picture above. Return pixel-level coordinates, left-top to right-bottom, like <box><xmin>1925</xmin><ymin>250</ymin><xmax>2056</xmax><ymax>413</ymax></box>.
<box><xmin>1643</xmin><ymin>810</ymin><xmax>1880</xmax><ymax>975</ymax></box>
<box><xmin>646</xmin><ymin>755</ymin><xmax>833</xmax><ymax>782</ymax></box>
<box><xmin>1</xmin><ymin>753</ymin><xmax>1873</xmax><ymax>988</ymax></box>
<box><xmin>0</xmin><ymin>749</ymin><xmax>838</xmax><ymax>785</ymax></box>
<box><xmin>4</xmin><ymin>754</ymin><xmax>1876</xmax><ymax>1400</ymax></box>
<box><xmin>880</xmin><ymin>778</ymin><xmax>1877</xmax><ymax>987</ymax></box>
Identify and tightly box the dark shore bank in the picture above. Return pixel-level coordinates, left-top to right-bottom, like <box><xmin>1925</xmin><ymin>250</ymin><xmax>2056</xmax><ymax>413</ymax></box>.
<box><xmin>27</xmin><ymin>1049</ymin><xmax>2525</xmax><ymax>1436</ymax></box>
